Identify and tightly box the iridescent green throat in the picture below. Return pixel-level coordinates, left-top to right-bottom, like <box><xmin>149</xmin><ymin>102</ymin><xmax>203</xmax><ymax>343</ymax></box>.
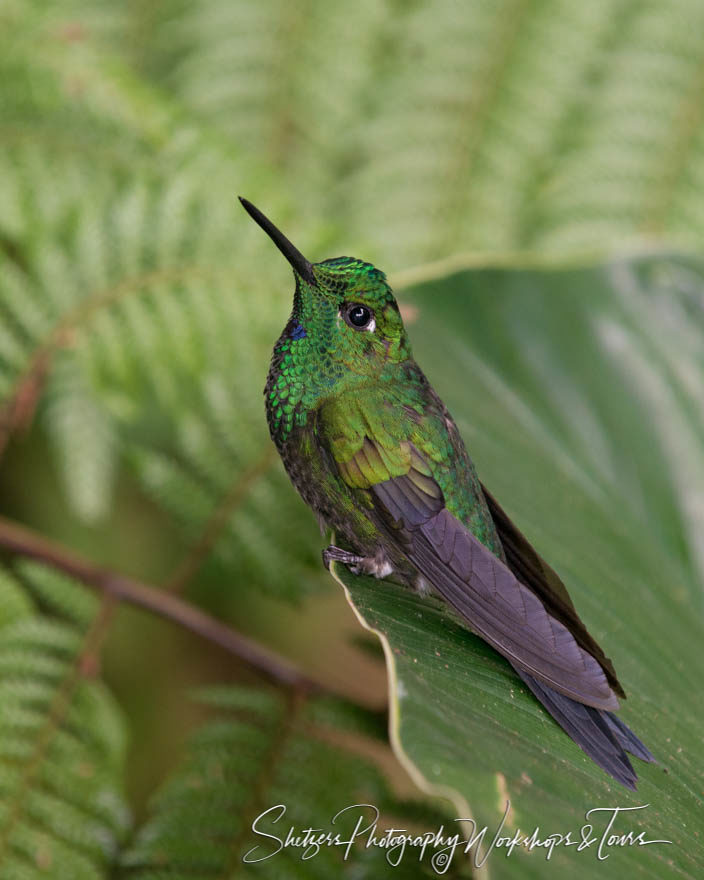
<box><xmin>265</xmin><ymin>259</ymin><xmax>413</xmax><ymax>445</ymax></box>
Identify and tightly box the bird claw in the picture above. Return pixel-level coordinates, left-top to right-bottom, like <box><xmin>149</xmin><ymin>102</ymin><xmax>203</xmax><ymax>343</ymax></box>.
<box><xmin>322</xmin><ymin>545</ymin><xmax>364</xmax><ymax>571</ymax></box>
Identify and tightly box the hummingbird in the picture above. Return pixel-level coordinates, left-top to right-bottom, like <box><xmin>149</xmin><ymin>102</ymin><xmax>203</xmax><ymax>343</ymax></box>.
<box><xmin>240</xmin><ymin>197</ymin><xmax>655</xmax><ymax>790</ymax></box>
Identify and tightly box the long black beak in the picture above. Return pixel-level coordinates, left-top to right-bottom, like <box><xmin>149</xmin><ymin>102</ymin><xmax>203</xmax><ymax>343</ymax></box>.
<box><xmin>239</xmin><ymin>197</ymin><xmax>315</xmax><ymax>284</ymax></box>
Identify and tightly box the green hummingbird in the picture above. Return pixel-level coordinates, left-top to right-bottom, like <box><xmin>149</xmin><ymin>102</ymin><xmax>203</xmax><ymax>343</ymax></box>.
<box><xmin>240</xmin><ymin>197</ymin><xmax>655</xmax><ymax>790</ymax></box>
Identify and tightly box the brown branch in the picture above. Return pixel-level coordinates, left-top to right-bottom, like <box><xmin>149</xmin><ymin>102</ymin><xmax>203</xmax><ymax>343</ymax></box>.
<box><xmin>78</xmin><ymin>593</ymin><xmax>118</xmax><ymax>679</ymax></box>
<box><xmin>0</xmin><ymin>345</ymin><xmax>57</xmax><ymax>458</ymax></box>
<box><xmin>165</xmin><ymin>447</ymin><xmax>277</xmax><ymax>594</ymax></box>
<box><xmin>0</xmin><ymin>515</ymin><xmax>320</xmax><ymax>693</ymax></box>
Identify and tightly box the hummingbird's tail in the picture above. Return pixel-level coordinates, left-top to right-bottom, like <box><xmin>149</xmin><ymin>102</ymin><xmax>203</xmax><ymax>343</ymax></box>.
<box><xmin>602</xmin><ymin>710</ymin><xmax>656</xmax><ymax>763</ymax></box>
<box><xmin>515</xmin><ymin>669</ymin><xmax>655</xmax><ymax>790</ymax></box>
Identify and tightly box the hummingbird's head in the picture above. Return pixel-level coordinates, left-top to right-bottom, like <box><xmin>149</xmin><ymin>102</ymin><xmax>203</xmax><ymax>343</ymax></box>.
<box><xmin>240</xmin><ymin>198</ymin><xmax>412</xmax><ymax>403</ymax></box>
<box><xmin>307</xmin><ymin>255</ymin><xmax>407</xmax><ymax>359</ymax></box>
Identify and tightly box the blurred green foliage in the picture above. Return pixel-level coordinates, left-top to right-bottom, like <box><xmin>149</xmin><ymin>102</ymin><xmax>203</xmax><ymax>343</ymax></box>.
<box><xmin>0</xmin><ymin>1</ymin><xmax>703</xmax><ymax>877</ymax></box>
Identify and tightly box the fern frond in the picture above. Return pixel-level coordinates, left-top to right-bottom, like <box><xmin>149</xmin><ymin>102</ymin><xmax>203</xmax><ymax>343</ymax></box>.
<box><xmin>90</xmin><ymin>0</ymin><xmax>704</xmax><ymax>267</ymax></box>
<box><xmin>0</xmin><ymin>568</ymin><xmax>34</xmax><ymax>628</ymax></box>
<box><xmin>120</xmin><ymin>686</ymin><xmax>456</xmax><ymax>879</ymax></box>
<box><xmin>0</xmin><ymin>62</ymin><xmax>319</xmax><ymax>599</ymax></box>
<box><xmin>30</xmin><ymin>170</ymin><xmax>321</xmax><ymax>598</ymax></box>
<box><xmin>0</xmin><ymin>569</ymin><xmax>129</xmax><ymax>880</ymax></box>
<box><xmin>12</xmin><ymin>560</ymin><xmax>98</xmax><ymax>627</ymax></box>
<box><xmin>43</xmin><ymin>352</ymin><xmax>117</xmax><ymax>523</ymax></box>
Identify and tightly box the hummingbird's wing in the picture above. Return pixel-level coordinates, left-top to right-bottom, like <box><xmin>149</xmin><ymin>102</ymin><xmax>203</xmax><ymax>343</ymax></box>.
<box><xmin>370</xmin><ymin>462</ymin><xmax>619</xmax><ymax>710</ymax></box>
<box><xmin>327</xmin><ymin>425</ymin><xmax>620</xmax><ymax>711</ymax></box>
<box><xmin>328</xmin><ymin>428</ymin><xmax>653</xmax><ymax>787</ymax></box>
<box><xmin>480</xmin><ymin>484</ymin><xmax>625</xmax><ymax>699</ymax></box>
<box><xmin>478</xmin><ymin>484</ymin><xmax>654</xmax><ymax>779</ymax></box>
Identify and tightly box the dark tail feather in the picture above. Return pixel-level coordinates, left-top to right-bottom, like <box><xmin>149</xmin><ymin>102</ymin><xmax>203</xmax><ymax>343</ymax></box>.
<box><xmin>516</xmin><ymin>670</ymin><xmax>653</xmax><ymax>790</ymax></box>
<box><xmin>603</xmin><ymin>711</ymin><xmax>656</xmax><ymax>763</ymax></box>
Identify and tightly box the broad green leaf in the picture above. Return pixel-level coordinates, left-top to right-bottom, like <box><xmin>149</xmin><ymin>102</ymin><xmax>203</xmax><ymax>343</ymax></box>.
<box><xmin>334</xmin><ymin>254</ymin><xmax>704</xmax><ymax>879</ymax></box>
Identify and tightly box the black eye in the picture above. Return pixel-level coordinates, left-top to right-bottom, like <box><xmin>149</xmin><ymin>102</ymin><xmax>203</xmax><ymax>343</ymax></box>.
<box><xmin>345</xmin><ymin>304</ymin><xmax>374</xmax><ymax>330</ymax></box>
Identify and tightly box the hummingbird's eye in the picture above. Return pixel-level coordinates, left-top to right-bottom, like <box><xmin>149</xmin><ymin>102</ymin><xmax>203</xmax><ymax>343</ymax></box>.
<box><xmin>343</xmin><ymin>303</ymin><xmax>375</xmax><ymax>331</ymax></box>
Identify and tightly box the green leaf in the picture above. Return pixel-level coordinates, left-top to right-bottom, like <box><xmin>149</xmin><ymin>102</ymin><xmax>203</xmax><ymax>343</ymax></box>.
<box><xmin>333</xmin><ymin>254</ymin><xmax>704</xmax><ymax>879</ymax></box>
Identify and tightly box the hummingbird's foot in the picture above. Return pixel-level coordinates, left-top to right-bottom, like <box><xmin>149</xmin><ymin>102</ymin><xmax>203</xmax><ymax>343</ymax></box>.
<box><xmin>322</xmin><ymin>545</ymin><xmax>394</xmax><ymax>579</ymax></box>
<box><xmin>322</xmin><ymin>545</ymin><xmax>365</xmax><ymax>571</ymax></box>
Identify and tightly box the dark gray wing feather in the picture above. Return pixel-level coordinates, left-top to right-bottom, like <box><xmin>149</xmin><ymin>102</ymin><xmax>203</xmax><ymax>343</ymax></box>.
<box><xmin>481</xmin><ymin>483</ymin><xmax>625</xmax><ymax>698</ymax></box>
<box><xmin>602</xmin><ymin>709</ymin><xmax>655</xmax><ymax>763</ymax></box>
<box><xmin>516</xmin><ymin>670</ymin><xmax>639</xmax><ymax>789</ymax></box>
<box><xmin>372</xmin><ymin>473</ymin><xmax>619</xmax><ymax>711</ymax></box>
